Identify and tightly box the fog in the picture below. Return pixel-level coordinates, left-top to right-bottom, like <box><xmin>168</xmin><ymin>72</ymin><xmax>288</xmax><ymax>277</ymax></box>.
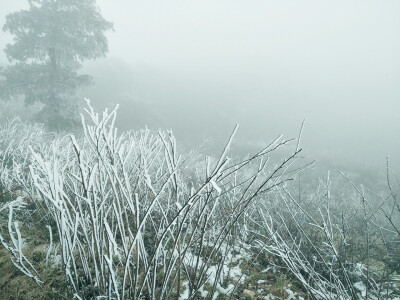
<box><xmin>1</xmin><ymin>0</ymin><xmax>399</xmax><ymax>171</ymax></box>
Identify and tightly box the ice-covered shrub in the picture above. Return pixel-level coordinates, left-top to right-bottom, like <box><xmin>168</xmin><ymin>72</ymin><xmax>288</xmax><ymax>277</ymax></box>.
<box><xmin>0</xmin><ymin>100</ymin><xmax>303</xmax><ymax>299</ymax></box>
<box><xmin>254</xmin><ymin>170</ymin><xmax>400</xmax><ymax>299</ymax></box>
<box><xmin>0</xmin><ymin>98</ymin><xmax>43</xmax><ymax>124</ymax></box>
<box><xmin>0</xmin><ymin>118</ymin><xmax>50</xmax><ymax>203</ymax></box>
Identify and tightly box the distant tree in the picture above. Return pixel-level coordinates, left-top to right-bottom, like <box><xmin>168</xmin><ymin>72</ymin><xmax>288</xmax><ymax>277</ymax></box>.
<box><xmin>1</xmin><ymin>0</ymin><xmax>113</xmax><ymax>130</ymax></box>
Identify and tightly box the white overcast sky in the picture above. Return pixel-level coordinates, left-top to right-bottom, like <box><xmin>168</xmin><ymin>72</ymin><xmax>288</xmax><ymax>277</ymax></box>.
<box><xmin>2</xmin><ymin>0</ymin><xmax>399</xmax><ymax>68</ymax></box>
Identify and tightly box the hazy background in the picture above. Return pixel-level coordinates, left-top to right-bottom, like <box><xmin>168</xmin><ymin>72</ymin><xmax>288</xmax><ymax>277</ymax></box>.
<box><xmin>1</xmin><ymin>0</ymin><xmax>399</xmax><ymax>172</ymax></box>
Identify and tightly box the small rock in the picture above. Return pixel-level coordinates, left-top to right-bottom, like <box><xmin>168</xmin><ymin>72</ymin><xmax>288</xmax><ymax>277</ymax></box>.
<box><xmin>243</xmin><ymin>289</ymin><xmax>256</xmax><ymax>299</ymax></box>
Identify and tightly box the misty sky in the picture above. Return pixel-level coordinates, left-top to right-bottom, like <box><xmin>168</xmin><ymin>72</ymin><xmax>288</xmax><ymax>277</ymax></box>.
<box><xmin>1</xmin><ymin>0</ymin><xmax>399</xmax><ymax>170</ymax></box>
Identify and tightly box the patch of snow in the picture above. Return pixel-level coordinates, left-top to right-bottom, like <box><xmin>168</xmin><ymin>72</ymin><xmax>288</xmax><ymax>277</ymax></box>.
<box><xmin>353</xmin><ymin>281</ymin><xmax>366</xmax><ymax>298</ymax></box>
<box><xmin>227</xmin><ymin>263</ymin><xmax>245</xmax><ymax>283</ymax></box>
<box><xmin>257</xmin><ymin>279</ymin><xmax>267</xmax><ymax>284</ymax></box>
<box><xmin>198</xmin><ymin>284</ymin><xmax>209</xmax><ymax>298</ymax></box>
<box><xmin>353</xmin><ymin>263</ymin><xmax>367</xmax><ymax>277</ymax></box>
<box><xmin>262</xmin><ymin>265</ymin><xmax>277</xmax><ymax>274</ymax></box>
<box><xmin>285</xmin><ymin>288</ymin><xmax>296</xmax><ymax>300</ymax></box>
<box><xmin>179</xmin><ymin>281</ymin><xmax>189</xmax><ymax>300</ymax></box>
<box><xmin>213</xmin><ymin>284</ymin><xmax>235</xmax><ymax>300</ymax></box>
<box><xmin>285</xmin><ymin>287</ymin><xmax>304</xmax><ymax>300</ymax></box>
